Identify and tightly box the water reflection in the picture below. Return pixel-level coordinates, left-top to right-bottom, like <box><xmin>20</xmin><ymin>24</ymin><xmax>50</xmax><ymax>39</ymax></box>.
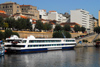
<box><xmin>0</xmin><ymin>47</ymin><xmax>100</xmax><ymax>67</ymax></box>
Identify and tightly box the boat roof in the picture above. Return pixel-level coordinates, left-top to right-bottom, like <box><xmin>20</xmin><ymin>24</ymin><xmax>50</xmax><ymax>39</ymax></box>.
<box><xmin>6</xmin><ymin>35</ymin><xmax>22</xmax><ymax>40</ymax></box>
<box><xmin>22</xmin><ymin>35</ymin><xmax>75</xmax><ymax>40</ymax></box>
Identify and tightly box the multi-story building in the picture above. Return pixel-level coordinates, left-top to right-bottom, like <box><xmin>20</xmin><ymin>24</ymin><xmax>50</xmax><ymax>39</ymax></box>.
<box><xmin>0</xmin><ymin>2</ymin><xmax>39</xmax><ymax>20</ymax></box>
<box><xmin>98</xmin><ymin>10</ymin><xmax>100</xmax><ymax>26</ymax></box>
<box><xmin>0</xmin><ymin>2</ymin><xmax>21</xmax><ymax>16</ymax></box>
<box><xmin>70</xmin><ymin>9</ymin><xmax>90</xmax><ymax>33</ymax></box>
<box><xmin>89</xmin><ymin>15</ymin><xmax>95</xmax><ymax>33</ymax></box>
<box><xmin>20</xmin><ymin>5</ymin><xmax>39</xmax><ymax>20</ymax></box>
<box><xmin>38</xmin><ymin>9</ymin><xmax>48</xmax><ymax>19</ymax></box>
<box><xmin>94</xmin><ymin>19</ymin><xmax>98</xmax><ymax>27</ymax></box>
<box><xmin>48</xmin><ymin>11</ymin><xmax>68</xmax><ymax>24</ymax></box>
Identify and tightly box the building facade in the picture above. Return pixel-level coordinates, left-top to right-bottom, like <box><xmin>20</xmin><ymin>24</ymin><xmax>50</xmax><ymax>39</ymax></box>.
<box><xmin>20</xmin><ymin>5</ymin><xmax>39</xmax><ymax>20</ymax></box>
<box><xmin>89</xmin><ymin>15</ymin><xmax>95</xmax><ymax>33</ymax></box>
<box><xmin>70</xmin><ymin>9</ymin><xmax>90</xmax><ymax>32</ymax></box>
<box><xmin>38</xmin><ymin>9</ymin><xmax>48</xmax><ymax>19</ymax></box>
<box><xmin>0</xmin><ymin>2</ymin><xmax>39</xmax><ymax>20</ymax></box>
<box><xmin>48</xmin><ymin>11</ymin><xmax>68</xmax><ymax>24</ymax></box>
<box><xmin>98</xmin><ymin>10</ymin><xmax>100</xmax><ymax>26</ymax></box>
<box><xmin>0</xmin><ymin>2</ymin><xmax>21</xmax><ymax>16</ymax></box>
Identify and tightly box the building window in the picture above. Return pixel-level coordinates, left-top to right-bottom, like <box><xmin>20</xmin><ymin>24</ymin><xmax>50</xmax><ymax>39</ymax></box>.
<box><xmin>17</xmin><ymin>6</ymin><xmax>19</xmax><ymax>8</ymax></box>
<box><xmin>6</xmin><ymin>6</ymin><xmax>7</xmax><ymax>8</ymax></box>
<box><xmin>17</xmin><ymin>10</ymin><xmax>19</xmax><ymax>12</ymax></box>
<box><xmin>10</xmin><ymin>6</ymin><xmax>11</xmax><ymax>8</ymax></box>
<box><xmin>10</xmin><ymin>6</ymin><xmax>12</xmax><ymax>8</ymax></box>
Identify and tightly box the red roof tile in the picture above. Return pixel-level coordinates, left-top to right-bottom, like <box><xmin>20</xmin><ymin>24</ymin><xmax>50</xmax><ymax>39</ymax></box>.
<box><xmin>49</xmin><ymin>11</ymin><xmax>56</xmax><ymax>12</ymax></box>
<box><xmin>20</xmin><ymin>15</ymin><xmax>28</xmax><ymax>19</ymax></box>
<box><xmin>32</xmin><ymin>22</ymin><xmax>36</xmax><ymax>24</ymax></box>
<box><xmin>60</xmin><ymin>22</ymin><xmax>80</xmax><ymax>25</ymax></box>
<box><xmin>0</xmin><ymin>10</ymin><xmax>6</xmax><ymax>14</ymax></box>
<box><xmin>0</xmin><ymin>13</ymin><xmax>9</xmax><ymax>18</ymax></box>
<box><xmin>32</xmin><ymin>19</ymin><xmax>36</xmax><ymax>21</ymax></box>
<box><xmin>50</xmin><ymin>22</ymin><xmax>55</xmax><ymax>25</ymax></box>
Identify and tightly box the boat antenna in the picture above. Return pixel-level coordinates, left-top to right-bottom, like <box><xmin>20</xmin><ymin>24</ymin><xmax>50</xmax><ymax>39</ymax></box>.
<box><xmin>62</xmin><ymin>32</ymin><xmax>66</xmax><ymax>38</ymax></box>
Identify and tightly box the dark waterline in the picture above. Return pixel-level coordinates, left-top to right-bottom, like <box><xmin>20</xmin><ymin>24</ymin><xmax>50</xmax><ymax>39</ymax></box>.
<box><xmin>0</xmin><ymin>47</ymin><xmax>100</xmax><ymax>67</ymax></box>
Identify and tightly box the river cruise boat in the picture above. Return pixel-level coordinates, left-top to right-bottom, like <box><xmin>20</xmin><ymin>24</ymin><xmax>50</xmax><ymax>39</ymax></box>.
<box><xmin>0</xmin><ymin>40</ymin><xmax>5</xmax><ymax>56</ymax></box>
<box><xmin>4</xmin><ymin>35</ymin><xmax>77</xmax><ymax>53</ymax></box>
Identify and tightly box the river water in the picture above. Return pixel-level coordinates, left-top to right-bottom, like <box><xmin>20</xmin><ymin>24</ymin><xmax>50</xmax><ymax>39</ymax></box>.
<box><xmin>0</xmin><ymin>47</ymin><xmax>100</xmax><ymax>67</ymax></box>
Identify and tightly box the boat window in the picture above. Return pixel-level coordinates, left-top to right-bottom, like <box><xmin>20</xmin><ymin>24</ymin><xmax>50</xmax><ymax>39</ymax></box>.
<box><xmin>5</xmin><ymin>45</ymin><xmax>25</xmax><ymax>47</ymax></box>
<box><xmin>7</xmin><ymin>40</ymin><xmax>14</xmax><ymax>43</ymax></box>
<box><xmin>27</xmin><ymin>43</ymin><xmax>76</xmax><ymax>47</ymax></box>
<box><xmin>66</xmin><ymin>40</ymin><xmax>75</xmax><ymax>42</ymax></box>
<box><xmin>29</xmin><ymin>40</ymin><xmax>61</xmax><ymax>43</ymax></box>
<box><xmin>22</xmin><ymin>40</ymin><xmax>27</xmax><ymax>43</ymax></box>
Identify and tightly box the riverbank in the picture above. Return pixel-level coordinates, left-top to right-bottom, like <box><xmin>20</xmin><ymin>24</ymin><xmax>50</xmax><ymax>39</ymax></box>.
<box><xmin>75</xmin><ymin>42</ymin><xmax>95</xmax><ymax>48</ymax></box>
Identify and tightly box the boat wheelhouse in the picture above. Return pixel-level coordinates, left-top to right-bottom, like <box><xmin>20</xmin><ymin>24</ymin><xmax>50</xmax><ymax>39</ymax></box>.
<box><xmin>5</xmin><ymin>35</ymin><xmax>77</xmax><ymax>53</ymax></box>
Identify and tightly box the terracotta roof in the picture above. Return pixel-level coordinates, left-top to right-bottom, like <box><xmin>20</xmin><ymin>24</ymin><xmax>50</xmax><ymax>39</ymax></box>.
<box><xmin>20</xmin><ymin>15</ymin><xmax>28</xmax><ymax>19</ymax></box>
<box><xmin>32</xmin><ymin>19</ymin><xmax>36</xmax><ymax>21</ymax></box>
<box><xmin>50</xmin><ymin>22</ymin><xmax>55</xmax><ymax>25</ymax></box>
<box><xmin>70</xmin><ymin>26</ymin><xmax>74</xmax><ymax>28</ymax></box>
<box><xmin>20</xmin><ymin>5</ymin><xmax>31</xmax><ymax>7</ymax></box>
<box><xmin>43</xmin><ymin>9</ymin><xmax>46</xmax><ymax>12</ymax></box>
<box><xmin>32</xmin><ymin>22</ymin><xmax>36</xmax><ymax>24</ymax></box>
<box><xmin>0</xmin><ymin>10</ymin><xmax>6</xmax><ymax>14</ymax></box>
<box><xmin>49</xmin><ymin>11</ymin><xmax>56</xmax><ymax>12</ymax></box>
<box><xmin>60</xmin><ymin>22</ymin><xmax>80</xmax><ymax>25</ymax></box>
<box><xmin>0</xmin><ymin>13</ymin><xmax>9</xmax><ymax>18</ymax></box>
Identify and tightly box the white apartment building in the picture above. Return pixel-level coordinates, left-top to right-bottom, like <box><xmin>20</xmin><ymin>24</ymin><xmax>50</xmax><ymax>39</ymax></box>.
<box><xmin>38</xmin><ymin>9</ymin><xmax>48</xmax><ymax>19</ymax></box>
<box><xmin>48</xmin><ymin>11</ymin><xmax>58</xmax><ymax>21</ymax></box>
<box><xmin>89</xmin><ymin>15</ymin><xmax>95</xmax><ymax>33</ymax></box>
<box><xmin>70</xmin><ymin>9</ymin><xmax>90</xmax><ymax>32</ymax></box>
<box><xmin>48</xmin><ymin>11</ymin><xmax>67</xmax><ymax>24</ymax></box>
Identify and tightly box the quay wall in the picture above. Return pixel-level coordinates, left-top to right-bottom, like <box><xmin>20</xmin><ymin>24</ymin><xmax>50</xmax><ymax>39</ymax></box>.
<box><xmin>0</xmin><ymin>30</ymin><xmax>87</xmax><ymax>38</ymax></box>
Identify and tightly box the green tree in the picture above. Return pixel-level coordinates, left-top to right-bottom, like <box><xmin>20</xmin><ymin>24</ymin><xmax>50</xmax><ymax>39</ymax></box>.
<box><xmin>94</xmin><ymin>27</ymin><xmax>100</xmax><ymax>34</ymax></box>
<box><xmin>0</xmin><ymin>16</ymin><xmax>3</xmax><ymax>23</ymax></box>
<box><xmin>26</xmin><ymin>19</ymin><xmax>32</xmax><ymax>31</ymax></box>
<box><xmin>35</xmin><ymin>20</ymin><xmax>43</xmax><ymax>32</ymax></box>
<box><xmin>74</xmin><ymin>25</ymin><xmax>80</xmax><ymax>32</ymax></box>
<box><xmin>0</xmin><ymin>16</ymin><xmax>4</xmax><ymax>28</ymax></box>
<box><xmin>63</xmin><ymin>31</ymin><xmax>71</xmax><ymax>38</ymax></box>
<box><xmin>63</xmin><ymin>24</ymin><xmax>71</xmax><ymax>31</ymax></box>
<box><xmin>5</xmin><ymin>18</ymin><xmax>16</xmax><ymax>29</ymax></box>
<box><xmin>17</xmin><ymin>18</ymin><xmax>27</xmax><ymax>30</ymax></box>
<box><xmin>0</xmin><ymin>31</ymin><xmax>4</xmax><ymax>40</ymax></box>
<box><xmin>3</xmin><ymin>22</ymin><xmax>9</xmax><ymax>29</ymax></box>
<box><xmin>54</xmin><ymin>24</ymin><xmax>62</xmax><ymax>31</ymax></box>
<box><xmin>81</xmin><ymin>27</ymin><xmax>86</xmax><ymax>33</ymax></box>
<box><xmin>53</xmin><ymin>31</ymin><xmax>63</xmax><ymax>38</ymax></box>
<box><xmin>4</xmin><ymin>29</ymin><xmax>13</xmax><ymax>39</ymax></box>
<box><xmin>43</xmin><ymin>23</ymin><xmax>52</xmax><ymax>31</ymax></box>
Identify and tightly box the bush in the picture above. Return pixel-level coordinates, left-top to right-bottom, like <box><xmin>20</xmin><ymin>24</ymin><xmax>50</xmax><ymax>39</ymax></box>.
<box><xmin>94</xmin><ymin>39</ymin><xmax>100</xmax><ymax>42</ymax></box>
<box><xmin>4</xmin><ymin>29</ymin><xmax>12</xmax><ymax>39</ymax></box>
<box><xmin>0</xmin><ymin>31</ymin><xmax>4</xmax><ymax>40</ymax></box>
<box><xmin>82</xmin><ymin>39</ymin><xmax>88</xmax><ymax>42</ymax></box>
<box><xmin>53</xmin><ymin>31</ymin><xmax>63</xmax><ymax>38</ymax></box>
<box><xmin>53</xmin><ymin>31</ymin><xmax>71</xmax><ymax>38</ymax></box>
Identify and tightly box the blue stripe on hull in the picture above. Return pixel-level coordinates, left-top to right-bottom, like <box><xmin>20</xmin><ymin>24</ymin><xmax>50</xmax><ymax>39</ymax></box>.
<box><xmin>20</xmin><ymin>48</ymin><xmax>47</xmax><ymax>52</ymax></box>
<box><xmin>6</xmin><ymin>48</ymin><xmax>47</xmax><ymax>53</ymax></box>
<box><xmin>62</xmin><ymin>47</ymin><xmax>74</xmax><ymax>50</ymax></box>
